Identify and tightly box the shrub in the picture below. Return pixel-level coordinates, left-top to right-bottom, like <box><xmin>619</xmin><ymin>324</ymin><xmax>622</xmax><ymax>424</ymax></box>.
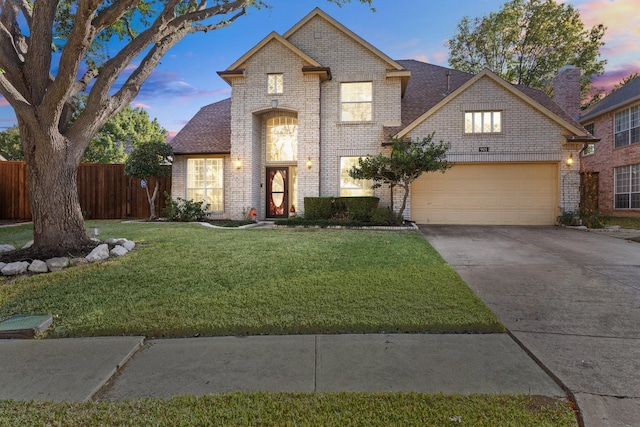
<box><xmin>557</xmin><ymin>209</ymin><xmax>580</xmax><ymax>226</ymax></box>
<box><xmin>370</xmin><ymin>207</ymin><xmax>404</xmax><ymax>226</ymax></box>
<box><xmin>337</xmin><ymin>197</ymin><xmax>379</xmax><ymax>222</ymax></box>
<box><xmin>580</xmin><ymin>208</ymin><xmax>606</xmax><ymax>229</ymax></box>
<box><xmin>304</xmin><ymin>197</ymin><xmax>337</xmax><ymax>220</ymax></box>
<box><xmin>163</xmin><ymin>193</ymin><xmax>209</xmax><ymax>222</ymax></box>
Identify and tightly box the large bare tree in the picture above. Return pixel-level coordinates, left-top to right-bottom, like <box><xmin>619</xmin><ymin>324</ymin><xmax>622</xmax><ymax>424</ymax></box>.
<box><xmin>0</xmin><ymin>0</ymin><xmax>370</xmax><ymax>254</ymax></box>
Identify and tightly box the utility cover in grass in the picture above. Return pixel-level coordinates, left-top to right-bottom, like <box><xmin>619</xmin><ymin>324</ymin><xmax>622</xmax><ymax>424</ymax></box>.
<box><xmin>0</xmin><ymin>315</ymin><xmax>53</xmax><ymax>339</ymax></box>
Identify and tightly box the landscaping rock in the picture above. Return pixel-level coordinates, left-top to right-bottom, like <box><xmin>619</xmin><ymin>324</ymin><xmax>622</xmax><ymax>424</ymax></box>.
<box><xmin>46</xmin><ymin>257</ymin><xmax>69</xmax><ymax>272</ymax></box>
<box><xmin>106</xmin><ymin>238</ymin><xmax>127</xmax><ymax>245</ymax></box>
<box><xmin>90</xmin><ymin>238</ymin><xmax>101</xmax><ymax>243</ymax></box>
<box><xmin>0</xmin><ymin>244</ymin><xmax>16</xmax><ymax>253</ymax></box>
<box><xmin>22</xmin><ymin>240</ymin><xmax>34</xmax><ymax>249</ymax></box>
<box><xmin>70</xmin><ymin>258</ymin><xmax>89</xmax><ymax>267</ymax></box>
<box><xmin>110</xmin><ymin>245</ymin><xmax>128</xmax><ymax>257</ymax></box>
<box><xmin>0</xmin><ymin>262</ymin><xmax>6</xmax><ymax>271</ymax></box>
<box><xmin>86</xmin><ymin>244</ymin><xmax>109</xmax><ymax>262</ymax></box>
<box><xmin>28</xmin><ymin>259</ymin><xmax>49</xmax><ymax>273</ymax></box>
<box><xmin>2</xmin><ymin>261</ymin><xmax>30</xmax><ymax>276</ymax></box>
<box><xmin>122</xmin><ymin>240</ymin><xmax>135</xmax><ymax>251</ymax></box>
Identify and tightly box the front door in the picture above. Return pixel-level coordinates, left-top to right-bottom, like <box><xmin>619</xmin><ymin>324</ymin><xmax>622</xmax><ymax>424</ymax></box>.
<box><xmin>266</xmin><ymin>168</ymin><xmax>288</xmax><ymax>218</ymax></box>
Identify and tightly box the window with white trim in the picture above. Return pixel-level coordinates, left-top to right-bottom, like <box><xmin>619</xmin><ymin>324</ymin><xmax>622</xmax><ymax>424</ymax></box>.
<box><xmin>267</xmin><ymin>73</ymin><xmax>283</xmax><ymax>94</ymax></box>
<box><xmin>615</xmin><ymin>164</ymin><xmax>640</xmax><ymax>209</ymax></box>
<box><xmin>583</xmin><ymin>123</ymin><xmax>595</xmax><ymax>155</ymax></box>
<box><xmin>614</xmin><ymin>105</ymin><xmax>640</xmax><ymax>148</ymax></box>
<box><xmin>187</xmin><ymin>158</ymin><xmax>224</xmax><ymax>211</ymax></box>
<box><xmin>341</xmin><ymin>82</ymin><xmax>372</xmax><ymax>122</ymax></box>
<box><xmin>464</xmin><ymin>111</ymin><xmax>502</xmax><ymax>133</ymax></box>
<box><xmin>340</xmin><ymin>157</ymin><xmax>373</xmax><ymax>196</ymax></box>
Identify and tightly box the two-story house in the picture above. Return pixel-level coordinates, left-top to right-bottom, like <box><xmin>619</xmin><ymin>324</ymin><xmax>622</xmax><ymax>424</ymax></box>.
<box><xmin>580</xmin><ymin>77</ymin><xmax>640</xmax><ymax>217</ymax></box>
<box><xmin>170</xmin><ymin>8</ymin><xmax>592</xmax><ymax>225</ymax></box>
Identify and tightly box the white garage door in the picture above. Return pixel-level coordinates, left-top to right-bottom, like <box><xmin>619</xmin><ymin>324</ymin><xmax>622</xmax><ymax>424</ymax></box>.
<box><xmin>411</xmin><ymin>163</ymin><xmax>559</xmax><ymax>225</ymax></box>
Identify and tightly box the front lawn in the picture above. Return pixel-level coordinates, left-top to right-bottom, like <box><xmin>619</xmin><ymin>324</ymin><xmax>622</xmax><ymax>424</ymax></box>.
<box><xmin>605</xmin><ymin>216</ymin><xmax>640</xmax><ymax>230</ymax></box>
<box><xmin>0</xmin><ymin>221</ymin><xmax>502</xmax><ymax>337</ymax></box>
<box><xmin>0</xmin><ymin>393</ymin><xmax>576</xmax><ymax>427</ymax></box>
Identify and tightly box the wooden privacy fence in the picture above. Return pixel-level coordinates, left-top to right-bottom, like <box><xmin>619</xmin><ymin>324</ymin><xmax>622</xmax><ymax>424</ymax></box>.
<box><xmin>0</xmin><ymin>161</ymin><xmax>171</xmax><ymax>220</ymax></box>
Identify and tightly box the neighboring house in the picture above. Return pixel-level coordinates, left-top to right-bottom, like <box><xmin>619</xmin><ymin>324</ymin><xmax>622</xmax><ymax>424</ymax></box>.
<box><xmin>0</xmin><ymin>154</ymin><xmax>6</xmax><ymax>161</ymax></box>
<box><xmin>170</xmin><ymin>8</ymin><xmax>592</xmax><ymax>225</ymax></box>
<box><xmin>580</xmin><ymin>77</ymin><xmax>640</xmax><ymax>217</ymax></box>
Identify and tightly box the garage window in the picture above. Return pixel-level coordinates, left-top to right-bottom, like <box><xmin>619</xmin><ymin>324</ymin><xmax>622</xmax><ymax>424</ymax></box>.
<box><xmin>465</xmin><ymin>111</ymin><xmax>501</xmax><ymax>133</ymax></box>
<box><xmin>615</xmin><ymin>164</ymin><xmax>640</xmax><ymax>209</ymax></box>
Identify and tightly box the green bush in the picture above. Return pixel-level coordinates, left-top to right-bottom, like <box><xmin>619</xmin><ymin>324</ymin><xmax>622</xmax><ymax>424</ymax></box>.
<box><xmin>337</xmin><ymin>197</ymin><xmax>379</xmax><ymax>222</ymax></box>
<box><xmin>371</xmin><ymin>207</ymin><xmax>404</xmax><ymax>226</ymax></box>
<box><xmin>556</xmin><ymin>209</ymin><xmax>580</xmax><ymax>226</ymax></box>
<box><xmin>304</xmin><ymin>197</ymin><xmax>337</xmax><ymax>220</ymax></box>
<box><xmin>580</xmin><ymin>208</ymin><xmax>606</xmax><ymax>229</ymax></box>
<box><xmin>163</xmin><ymin>193</ymin><xmax>209</xmax><ymax>222</ymax></box>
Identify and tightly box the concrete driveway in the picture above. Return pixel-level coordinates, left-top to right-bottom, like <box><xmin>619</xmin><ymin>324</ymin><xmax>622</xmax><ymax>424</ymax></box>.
<box><xmin>419</xmin><ymin>225</ymin><xmax>640</xmax><ymax>427</ymax></box>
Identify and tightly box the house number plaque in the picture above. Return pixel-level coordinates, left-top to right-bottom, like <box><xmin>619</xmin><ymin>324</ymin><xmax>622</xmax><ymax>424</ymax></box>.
<box><xmin>478</xmin><ymin>147</ymin><xmax>490</xmax><ymax>152</ymax></box>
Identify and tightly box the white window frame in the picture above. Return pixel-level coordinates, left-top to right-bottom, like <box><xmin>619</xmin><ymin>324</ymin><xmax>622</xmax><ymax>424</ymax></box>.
<box><xmin>614</xmin><ymin>105</ymin><xmax>640</xmax><ymax>148</ymax></box>
<box><xmin>186</xmin><ymin>158</ymin><xmax>224</xmax><ymax>212</ymax></box>
<box><xmin>340</xmin><ymin>157</ymin><xmax>373</xmax><ymax>197</ymax></box>
<box><xmin>267</xmin><ymin>73</ymin><xmax>283</xmax><ymax>94</ymax></box>
<box><xmin>464</xmin><ymin>111</ymin><xmax>502</xmax><ymax>134</ymax></box>
<box><xmin>340</xmin><ymin>82</ymin><xmax>372</xmax><ymax>122</ymax></box>
<box><xmin>614</xmin><ymin>164</ymin><xmax>640</xmax><ymax>209</ymax></box>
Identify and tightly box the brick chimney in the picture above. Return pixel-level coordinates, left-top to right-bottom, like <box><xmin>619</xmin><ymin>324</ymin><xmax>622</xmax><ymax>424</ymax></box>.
<box><xmin>553</xmin><ymin>65</ymin><xmax>581</xmax><ymax>120</ymax></box>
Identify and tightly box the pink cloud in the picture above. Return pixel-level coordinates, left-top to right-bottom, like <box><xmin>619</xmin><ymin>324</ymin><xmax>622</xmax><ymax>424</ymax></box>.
<box><xmin>134</xmin><ymin>102</ymin><xmax>152</xmax><ymax>109</ymax></box>
<box><xmin>166</xmin><ymin>130</ymin><xmax>179</xmax><ymax>142</ymax></box>
<box><xmin>592</xmin><ymin>61</ymin><xmax>640</xmax><ymax>92</ymax></box>
<box><xmin>0</xmin><ymin>97</ymin><xmax>9</xmax><ymax>107</ymax></box>
<box><xmin>573</xmin><ymin>0</ymin><xmax>640</xmax><ymax>66</ymax></box>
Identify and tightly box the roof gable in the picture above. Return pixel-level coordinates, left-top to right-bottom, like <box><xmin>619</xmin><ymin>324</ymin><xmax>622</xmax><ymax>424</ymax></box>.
<box><xmin>218</xmin><ymin>32</ymin><xmax>327</xmax><ymax>84</ymax></box>
<box><xmin>283</xmin><ymin>8</ymin><xmax>405</xmax><ymax>72</ymax></box>
<box><xmin>397</xmin><ymin>67</ymin><xmax>588</xmax><ymax>138</ymax></box>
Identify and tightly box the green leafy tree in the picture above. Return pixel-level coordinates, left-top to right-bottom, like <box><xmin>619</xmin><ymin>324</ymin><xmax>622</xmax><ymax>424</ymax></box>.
<box><xmin>124</xmin><ymin>140</ymin><xmax>173</xmax><ymax>220</ymax></box>
<box><xmin>0</xmin><ymin>0</ymin><xmax>372</xmax><ymax>253</ymax></box>
<box><xmin>0</xmin><ymin>125</ymin><xmax>22</xmax><ymax>160</ymax></box>
<box><xmin>349</xmin><ymin>133</ymin><xmax>451</xmax><ymax>218</ymax></box>
<box><xmin>447</xmin><ymin>0</ymin><xmax>606</xmax><ymax>99</ymax></box>
<box><xmin>83</xmin><ymin>104</ymin><xmax>167</xmax><ymax>163</ymax></box>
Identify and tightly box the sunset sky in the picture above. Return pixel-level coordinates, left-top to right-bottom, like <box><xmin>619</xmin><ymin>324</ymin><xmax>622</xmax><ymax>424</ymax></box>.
<box><xmin>0</xmin><ymin>0</ymin><xmax>638</xmax><ymax>139</ymax></box>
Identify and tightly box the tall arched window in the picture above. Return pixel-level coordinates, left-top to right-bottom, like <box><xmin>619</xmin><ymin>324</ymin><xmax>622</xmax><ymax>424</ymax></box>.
<box><xmin>267</xmin><ymin>116</ymin><xmax>298</xmax><ymax>162</ymax></box>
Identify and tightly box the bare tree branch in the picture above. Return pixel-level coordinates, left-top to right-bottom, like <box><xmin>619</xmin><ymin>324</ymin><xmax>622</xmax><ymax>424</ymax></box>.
<box><xmin>23</xmin><ymin>0</ymin><xmax>58</xmax><ymax>104</ymax></box>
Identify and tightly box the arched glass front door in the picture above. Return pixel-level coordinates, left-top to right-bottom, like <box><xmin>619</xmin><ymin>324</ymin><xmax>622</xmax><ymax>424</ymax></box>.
<box><xmin>267</xmin><ymin>168</ymin><xmax>288</xmax><ymax>218</ymax></box>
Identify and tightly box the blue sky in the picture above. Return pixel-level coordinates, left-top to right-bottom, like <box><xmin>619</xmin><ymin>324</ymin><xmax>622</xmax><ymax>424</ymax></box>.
<box><xmin>0</xmin><ymin>0</ymin><xmax>637</xmax><ymax>137</ymax></box>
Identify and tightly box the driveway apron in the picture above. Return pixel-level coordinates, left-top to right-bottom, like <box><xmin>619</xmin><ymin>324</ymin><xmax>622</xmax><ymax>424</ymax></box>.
<box><xmin>420</xmin><ymin>225</ymin><xmax>640</xmax><ymax>427</ymax></box>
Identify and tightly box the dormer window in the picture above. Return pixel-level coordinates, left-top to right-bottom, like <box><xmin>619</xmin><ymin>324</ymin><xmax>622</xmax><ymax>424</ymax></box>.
<box><xmin>267</xmin><ymin>73</ymin><xmax>283</xmax><ymax>94</ymax></box>
<box><xmin>465</xmin><ymin>111</ymin><xmax>502</xmax><ymax>134</ymax></box>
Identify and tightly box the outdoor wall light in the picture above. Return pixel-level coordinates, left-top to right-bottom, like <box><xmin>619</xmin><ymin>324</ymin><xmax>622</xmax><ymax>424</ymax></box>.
<box><xmin>92</xmin><ymin>228</ymin><xmax>100</xmax><ymax>238</ymax></box>
<box><xmin>566</xmin><ymin>153</ymin><xmax>574</xmax><ymax>167</ymax></box>
<box><xmin>235</xmin><ymin>158</ymin><xmax>242</xmax><ymax>170</ymax></box>
<box><xmin>271</xmin><ymin>99</ymin><xmax>278</xmax><ymax>109</ymax></box>
<box><xmin>306</xmin><ymin>157</ymin><xmax>313</xmax><ymax>169</ymax></box>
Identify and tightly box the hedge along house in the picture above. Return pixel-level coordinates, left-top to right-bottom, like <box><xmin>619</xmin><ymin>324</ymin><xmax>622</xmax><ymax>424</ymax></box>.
<box><xmin>170</xmin><ymin>8</ymin><xmax>594</xmax><ymax>225</ymax></box>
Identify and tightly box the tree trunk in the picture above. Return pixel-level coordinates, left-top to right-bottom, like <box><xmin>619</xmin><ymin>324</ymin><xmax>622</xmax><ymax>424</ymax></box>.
<box><xmin>398</xmin><ymin>182</ymin><xmax>410</xmax><ymax>219</ymax></box>
<box><xmin>22</xmin><ymin>124</ymin><xmax>91</xmax><ymax>253</ymax></box>
<box><xmin>145</xmin><ymin>180</ymin><xmax>159</xmax><ymax>220</ymax></box>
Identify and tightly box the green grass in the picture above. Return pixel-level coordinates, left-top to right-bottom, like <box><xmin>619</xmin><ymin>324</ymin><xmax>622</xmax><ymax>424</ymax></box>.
<box><xmin>0</xmin><ymin>221</ymin><xmax>502</xmax><ymax>337</ymax></box>
<box><xmin>605</xmin><ymin>216</ymin><xmax>640</xmax><ymax>229</ymax></box>
<box><xmin>0</xmin><ymin>393</ymin><xmax>576</xmax><ymax>427</ymax></box>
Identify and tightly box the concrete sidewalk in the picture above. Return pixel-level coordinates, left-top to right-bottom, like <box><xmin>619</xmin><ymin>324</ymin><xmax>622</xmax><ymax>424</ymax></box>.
<box><xmin>0</xmin><ymin>334</ymin><xmax>564</xmax><ymax>402</ymax></box>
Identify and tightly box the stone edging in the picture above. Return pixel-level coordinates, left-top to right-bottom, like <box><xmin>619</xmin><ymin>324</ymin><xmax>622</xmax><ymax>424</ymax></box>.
<box><xmin>0</xmin><ymin>238</ymin><xmax>136</xmax><ymax>277</ymax></box>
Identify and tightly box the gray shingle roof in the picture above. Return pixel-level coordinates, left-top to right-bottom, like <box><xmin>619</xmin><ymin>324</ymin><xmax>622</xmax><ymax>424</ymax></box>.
<box><xmin>580</xmin><ymin>77</ymin><xmax>640</xmax><ymax>123</ymax></box>
<box><xmin>170</xmin><ymin>98</ymin><xmax>231</xmax><ymax>155</ymax></box>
